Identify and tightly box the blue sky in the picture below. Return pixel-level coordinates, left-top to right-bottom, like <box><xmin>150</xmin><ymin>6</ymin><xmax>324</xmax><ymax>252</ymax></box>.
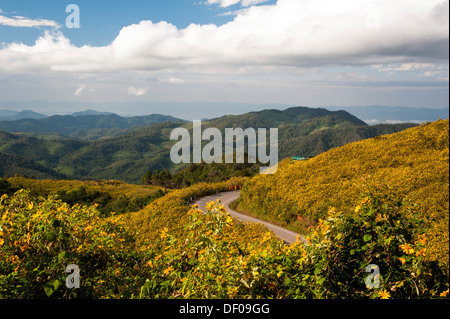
<box><xmin>0</xmin><ymin>0</ymin><xmax>251</xmax><ymax>45</ymax></box>
<box><xmin>0</xmin><ymin>0</ymin><xmax>448</xmax><ymax>118</ymax></box>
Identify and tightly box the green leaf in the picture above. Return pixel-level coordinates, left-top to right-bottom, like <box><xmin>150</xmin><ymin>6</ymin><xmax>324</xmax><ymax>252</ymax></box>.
<box><xmin>44</xmin><ymin>286</ymin><xmax>54</xmax><ymax>297</ymax></box>
<box><xmin>363</xmin><ymin>234</ymin><xmax>372</xmax><ymax>242</ymax></box>
<box><xmin>58</xmin><ymin>251</ymin><xmax>68</xmax><ymax>263</ymax></box>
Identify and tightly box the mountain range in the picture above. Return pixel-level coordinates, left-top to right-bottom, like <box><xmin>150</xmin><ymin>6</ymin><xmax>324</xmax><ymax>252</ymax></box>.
<box><xmin>0</xmin><ymin>106</ymin><xmax>422</xmax><ymax>183</ymax></box>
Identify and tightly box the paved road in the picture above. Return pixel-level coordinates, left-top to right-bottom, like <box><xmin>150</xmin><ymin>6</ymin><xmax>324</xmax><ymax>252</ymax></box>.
<box><xmin>195</xmin><ymin>191</ymin><xmax>306</xmax><ymax>245</ymax></box>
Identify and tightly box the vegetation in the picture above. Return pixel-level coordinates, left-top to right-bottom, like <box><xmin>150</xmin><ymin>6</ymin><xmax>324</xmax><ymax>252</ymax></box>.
<box><xmin>237</xmin><ymin>119</ymin><xmax>449</xmax><ymax>273</ymax></box>
<box><xmin>142</xmin><ymin>157</ymin><xmax>261</xmax><ymax>188</ymax></box>
<box><xmin>1</xmin><ymin>106</ymin><xmax>417</xmax><ymax>183</ymax></box>
<box><xmin>0</xmin><ymin>109</ymin><xmax>447</xmax><ymax>299</ymax></box>
<box><xmin>0</xmin><ymin>113</ymin><xmax>186</xmax><ymax>137</ymax></box>
<box><xmin>1</xmin><ymin>183</ymin><xmax>447</xmax><ymax>299</ymax></box>
<box><xmin>5</xmin><ymin>177</ymin><xmax>166</xmax><ymax>217</ymax></box>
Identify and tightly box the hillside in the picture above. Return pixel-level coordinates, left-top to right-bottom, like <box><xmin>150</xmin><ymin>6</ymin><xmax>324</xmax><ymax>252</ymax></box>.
<box><xmin>0</xmin><ymin>113</ymin><xmax>187</xmax><ymax>137</ymax></box>
<box><xmin>1</xmin><ymin>106</ymin><xmax>418</xmax><ymax>183</ymax></box>
<box><xmin>4</xmin><ymin>176</ymin><xmax>165</xmax><ymax>217</ymax></box>
<box><xmin>237</xmin><ymin>119</ymin><xmax>449</xmax><ymax>270</ymax></box>
<box><xmin>0</xmin><ymin>152</ymin><xmax>68</xmax><ymax>180</ymax></box>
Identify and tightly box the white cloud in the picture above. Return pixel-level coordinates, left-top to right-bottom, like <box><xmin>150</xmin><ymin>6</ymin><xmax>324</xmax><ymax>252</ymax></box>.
<box><xmin>375</xmin><ymin>62</ymin><xmax>449</xmax><ymax>81</ymax></box>
<box><xmin>127</xmin><ymin>86</ymin><xmax>148</xmax><ymax>96</ymax></box>
<box><xmin>74</xmin><ymin>84</ymin><xmax>86</xmax><ymax>96</ymax></box>
<box><xmin>0</xmin><ymin>12</ymin><xmax>60</xmax><ymax>28</ymax></box>
<box><xmin>0</xmin><ymin>0</ymin><xmax>447</xmax><ymax>78</ymax></box>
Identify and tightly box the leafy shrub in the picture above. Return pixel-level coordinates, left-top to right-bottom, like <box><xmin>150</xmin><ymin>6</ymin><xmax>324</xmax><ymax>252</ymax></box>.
<box><xmin>0</xmin><ymin>190</ymin><xmax>147</xmax><ymax>298</ymax></box>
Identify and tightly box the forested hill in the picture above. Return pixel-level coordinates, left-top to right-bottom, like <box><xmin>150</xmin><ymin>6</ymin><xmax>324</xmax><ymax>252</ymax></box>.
<box><xmin>0</xmin><ymin>106</ymin><xmax>419</xmax><ymax>183</ymax></box>
<box><xmin>0</xmin><ymin>113</ymin><xmax>187</xmax><ymax>137</ymax></box>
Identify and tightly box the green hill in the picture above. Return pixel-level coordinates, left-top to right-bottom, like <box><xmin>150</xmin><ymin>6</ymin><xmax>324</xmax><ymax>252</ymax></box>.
<box><xmin>0</xmin><ymin>113</ymin><xmax>186</xmax><ymax>137</ymax></box>
<box><xmin>0</xmin><ymin>106</ymin><xmax>418</xmax><ymax>183</ymax></box>
<box><xmin>0</xmin><ymin>152</ymin><xmax>68</xmax><ymax>180</ymax></box>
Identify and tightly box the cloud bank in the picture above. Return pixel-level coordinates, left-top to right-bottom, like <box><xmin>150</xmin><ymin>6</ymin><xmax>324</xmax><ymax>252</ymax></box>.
<box><xmin>0</xmin><ymin>0</ymin><xmax>448</xmax><ymax>77</ymax></box>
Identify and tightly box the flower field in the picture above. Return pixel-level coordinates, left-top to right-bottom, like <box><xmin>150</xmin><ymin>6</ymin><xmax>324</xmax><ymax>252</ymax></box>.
<box><xmin>0</xmin><ymin>120</ymin><xmax>448</xmax><ymax>299</ymax></box>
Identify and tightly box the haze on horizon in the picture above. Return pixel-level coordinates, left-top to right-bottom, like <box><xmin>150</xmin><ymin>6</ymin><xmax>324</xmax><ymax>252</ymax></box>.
<box><xmin>0</xmin><ymin>0</ymin><xmax>448</xmax><ymax>118</ymax></box>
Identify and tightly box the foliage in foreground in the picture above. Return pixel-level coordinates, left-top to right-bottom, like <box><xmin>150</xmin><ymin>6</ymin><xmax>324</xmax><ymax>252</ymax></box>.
<box><xmin>1</xmin><ymin>186</ymin><xmax>448</xmax><ymax>299</ymax></box>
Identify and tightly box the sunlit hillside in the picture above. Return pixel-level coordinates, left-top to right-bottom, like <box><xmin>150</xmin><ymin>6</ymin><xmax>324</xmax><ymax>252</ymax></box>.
<box><xmin>238</xmin><ymin>119</ymin><xmax>449</xmax><ymax>270</ymax></box>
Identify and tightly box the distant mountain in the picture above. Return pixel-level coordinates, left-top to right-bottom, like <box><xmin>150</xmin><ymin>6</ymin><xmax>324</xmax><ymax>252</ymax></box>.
<box><xmin>0</xmin><ymin>106</ymin><xmax>419</xmax><ymax>183</ymax></box>
<box><xmin>71</xmin><ymin>109</ymin><xmax>116</xmax><ymax>116</ymax></box>
<box><xmin>324</xmin><ymin>105</ymin><xmax>449</xmax><ymax>124</ymax></box>
<box><xmin>203</xmin><ymin>106</ymin><xmax>367</xmax><ymax>130</ymax></box>
<box><xmin>0</xmin><ymin>113</ymin><xmax>188</xmax><ymax>137</ymax></box>
<box><xmin>0</xmin><ymin>110</ymin><xmax>47</xmax><ymax>121</ymax></box>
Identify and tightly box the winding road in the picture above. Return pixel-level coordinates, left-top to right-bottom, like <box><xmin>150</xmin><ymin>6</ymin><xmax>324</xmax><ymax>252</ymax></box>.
<box><xmin>195</xmin><ymin>190</ymin><xmax>306</xmax><ymax>245</ymax></box>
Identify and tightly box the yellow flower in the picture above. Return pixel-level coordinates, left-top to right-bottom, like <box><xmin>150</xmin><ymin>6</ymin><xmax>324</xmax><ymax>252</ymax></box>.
<box><xmin>379</xmin><ymin>289</ymin><xmax>391</xmax><ymax>299</ymax></box>
<box><xmin>217</xmin><ymin>205</ymin><xmax>227</xmax><ymax>213</ymax></box>
<box><xmin>354</xmin><ymin>205</ymin><xmax>361</xmax><ymax>213</ymax></box>
<box><xmin>398</xmin><ymin>257</ymin><xmax>406</xmax><ymax>265</ymax></box>
<box><xmin>205</xmin><ymin>201</ymin><xmax>215</xmax><ymax>211</ymax></box>
<box><xmin>415</xmin><ymin>248</ymin><xmax>426</xmax><ymax>257</ymax></box>
<box><xmin>163</xmin><ymin>266</ymin><xmax>174</xmax><ymax>276</ymax></box>
<box><xmin>159</xmin><ymin>227</ymin><xmax>169</xmax><ymax>239</ymax></box>
<box><xmin>440</xmin><ymin>289</ymin><xmax>449</xmax><ymax>297</ymax></box>
<box><xmin>399</xmin><ymin>243</ymin><xmax>415</xmax><ymax>255</ymax></box>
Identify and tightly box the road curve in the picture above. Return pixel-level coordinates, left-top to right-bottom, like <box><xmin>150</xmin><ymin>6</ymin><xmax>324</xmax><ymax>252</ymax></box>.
<box><xmin>195</xmin><ymin>190</ymin><xmax>306</xmax><ymax>245</ymax></box>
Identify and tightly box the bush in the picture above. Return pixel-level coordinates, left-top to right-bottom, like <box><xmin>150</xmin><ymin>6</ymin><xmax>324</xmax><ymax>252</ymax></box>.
<box><xmin>0</xmin><ymin>190</ymin><xmax>148</xmax><ymax>298</ymax></box>
<box><xmin>298</xmin><ymin>190</ymin><xmax>449</xmax><ymax>299</ymax></box>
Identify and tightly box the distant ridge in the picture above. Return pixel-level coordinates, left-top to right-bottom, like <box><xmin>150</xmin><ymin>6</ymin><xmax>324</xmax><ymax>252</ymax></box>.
<box><xmin>0</xmin><ymin>106</ymin><xmax>419</xmax><ymax>183</ymax></box>
<box><xmin>0</xmin><ymin>113</ymin><xmax>188</xmax><ymax>136</ymax></box>
<box><xmin>0</xmin><ymin>110</ymin><xmax>47</xmax><ymax>121</ymax></box>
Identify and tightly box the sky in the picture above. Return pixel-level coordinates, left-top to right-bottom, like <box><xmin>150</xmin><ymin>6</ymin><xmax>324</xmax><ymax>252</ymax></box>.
<box><xmin>0</xmin><ymin>0</ymin><xmax>448</xmax><ymax>118</ymax></box>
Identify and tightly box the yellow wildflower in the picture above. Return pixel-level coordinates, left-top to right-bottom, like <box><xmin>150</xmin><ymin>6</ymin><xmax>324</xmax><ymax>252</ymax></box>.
<box><xmin>398</xmin><ymin>257</ymin><xmax>406</xmax><ymax>265</ymax></box>
<box><xmin>440</xmin><ymin>289</ymin><xmax>449</xmax><ymax>297</ymax></box>
<box><xmin>415</xmin><ymin>248</ymin><xmax>426</xmax><ymax>257</ymax></box>
<box><xmin>354</xmin><ymin>205</ymin><xmax>361</xmax><ymax>213</ymax></box>
<box><xmin>379</xmin><ymin>289</ymin><xmax>391</xmax><ymax>299</ymax></box>
<box><xmin>160</xmin><ymin>227</ymin><xmax>169</xmax><ymax>239</ymax></box>
<box><xmin>205</xmin><ymin>201</ymin><xmax>216</xmax><ymax>211</ymax></box>
<box><xmin>163</xmin><ymin>266</ymin><xmax>174</xmax><ymax>276</ymax></box>
<box><xmin>399</xmin><ymin>243</ymin><xmax>415</xmax><ymax>255</ymax></box>
<box><xmin>217</xmin><ymin>205</ymin><xmax>227</xmax><ymax>213</ymax></box>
